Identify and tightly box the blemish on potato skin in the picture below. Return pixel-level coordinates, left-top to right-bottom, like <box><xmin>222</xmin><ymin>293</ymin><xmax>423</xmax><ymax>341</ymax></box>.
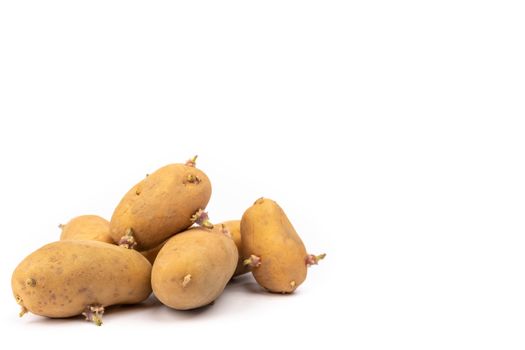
<box><xmin>25</xmin><ymin>278</ymin><xmax>36</xmax><ymax>287</ymax></box>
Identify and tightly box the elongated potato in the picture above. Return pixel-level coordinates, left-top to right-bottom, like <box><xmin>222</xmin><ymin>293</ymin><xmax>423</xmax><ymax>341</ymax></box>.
<box><xmin>59</xmin><ymin>215</ymin><xmax>113</xmax><ymax>244</ymax></box>
<box><xmin>241</xmin><ymin>198</ymin><xmax>324</xmax><ymax>293</ymax></box>
<box><xmin>152</xmin><ymin>227</ymin><xmax>237</xmax><ymax>310</ymax></box>
<box><xmin>217</xmin><ymin>220</ymin><xmax>249</xmax><ymax>277</ymax></box>
<box><xmin>110</xmin><ymin>157</ymin><xmax>212</xmax><ymax>250</ymax></box>
<box><xmin>12</xmin><ymin>240</ymin><xmax>151</xmax><ymax>325</ymax></box>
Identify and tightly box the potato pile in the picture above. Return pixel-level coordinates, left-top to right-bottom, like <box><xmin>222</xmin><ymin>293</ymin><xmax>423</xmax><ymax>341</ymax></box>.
<box><xmin>11</xmin><ymin>156</ymin><xmax>325</xmax><ymax>326</ymax></box>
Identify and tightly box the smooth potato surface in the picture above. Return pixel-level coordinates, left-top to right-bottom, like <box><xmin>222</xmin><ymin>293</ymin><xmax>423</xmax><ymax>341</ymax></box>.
<box><xmin>140</xmin><ymin>240</ymin><xmax>167</xmax><ymax>265</ymax></box>
<box><xmin>12</xmin><ymin>240</ymin><xmax>151</xmax><ymax>318</ymax></box>
<box><xmin>241</xmin><ymin>198</ymin><xmax>307</xmax><ymax>293</ymax></box>
<box><xmin>152</xmin><ymin>228</ymin><xmax>237</xmax><ymax>310</ymax></box>
<box><xmin>60</xmin><ymin>215</ymin><xmax>113</xmax><ymax>244</ymax></box>
<box><xmin>110</xmin><ymin>163</ymin><xmax>212</xmax><ymax>250</ymax></box>
<box><xmin>218</xmin><ymin>220</ymin><xmax>249</xmax><ymax>277</ymax></box>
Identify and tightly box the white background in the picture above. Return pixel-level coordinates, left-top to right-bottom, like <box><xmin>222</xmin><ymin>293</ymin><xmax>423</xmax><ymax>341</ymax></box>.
<box><xmin>1</xmin><ymin>1</ymin><xmax>524</xmax><ymax>349</ymax></box>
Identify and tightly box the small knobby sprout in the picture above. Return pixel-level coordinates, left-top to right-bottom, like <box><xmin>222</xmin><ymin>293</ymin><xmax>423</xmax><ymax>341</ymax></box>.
<box><xmin>191</xmin><ymin>209</ymin><xmax>214</xmax><ymax>229</ymax></box>
<box><xmin>305</xmin><ymin>253</ymin><xmax>326</xmax><ymax>267</ymax></box>
<box><xmin>82</xmin><ymin>305</ymin><xmax>104</xmax><ymax>326</ymax></box>
<box><xmin>185</xmin><ymin>155</ymin><xmax>198</xmax><ymax>167</ymax></box>
<box><xmin>220</xmin><ymin>224</ymin><xmax>232</xmax><ymax>238</ymax></box>
<box><xmin>16</xmin><ymin>295</ymin><xmax>27</xmax><ymax>317</ymax></box>
<box><xmin>290</xmin><ymin>280</ymin><xmax>296</xmax><ymax>289</ymax></box>
<box><xmin>182</xmin><ymin>274</ymin><xmax>192</xmax><ymax>288</ymax></box>
<box><xmin>243</xmin><ymin>254</ymin><xmax>262</xmax><ymax>268</ymax></box>
<box><xmin>185</xmin><ymin>174</ymin><xmax>201</xmax><ymax>184</ymax></box>
<box><xmin>118</xmin><ymin>228</ymin><xmax>138</xmax><ymax>249</ymax></box>
<box><xmin>58</xmin><ymin>223</ymin><xmax>65</xmax><ymax>229</ymax></box>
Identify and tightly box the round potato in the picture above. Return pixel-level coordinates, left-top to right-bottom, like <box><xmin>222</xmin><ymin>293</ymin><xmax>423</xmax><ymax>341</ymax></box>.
<box><xmin>152</xmin><ymin>227</ymin><xmax>237</xmax><ymax>310</ymax></box>
<box><xmin>12</xmin><ymin>240</ymin><xmax>151</xmax><ymax>325</ymax></box>
<box><xmin>59</xmin><ymin>215</ymin><xmax>113</xmax><ymax>244</ymax></box>
<box><xmin>110</xmin><ymin>157</ymin><xmax>212</xmax><ymax>250</ymax></box>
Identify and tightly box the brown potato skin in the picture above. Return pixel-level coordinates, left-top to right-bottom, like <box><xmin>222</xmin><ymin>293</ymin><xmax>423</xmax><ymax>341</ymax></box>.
<box><xmin>12</xmin><ymin>240</ymin><xmax>152</xmax><ymax>318</ymax></box>
<box><xmin>241</xmin><ymin>198</ymin><xmax>307</xmax><ymax>293</ymax></box>
<box><xmin>218</xmin><ymin>220</ymin><xmax>249</xmax><ymax>277</ymax></box>
<box><xmin>152</xmin><ymin>228</ymin><xmax>237</xmax><ymax>310</ymax></box>
<box><xmin>140</xmin><ymin>240</ymin><xmax>167</xmax><ymax>265</ymax></box>
<box><xmin>110</xmin><ymin>163</ymin><xmax>212</xmax><ymax>250</ymax></box>
<box><xmin>60</xmin><ymin>215</ymin><xmax>113</xmax><ymax>244</ymax></box>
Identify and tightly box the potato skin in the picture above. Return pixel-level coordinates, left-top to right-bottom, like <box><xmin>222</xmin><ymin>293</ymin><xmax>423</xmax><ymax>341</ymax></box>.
<box><xmin>140</xmin><ymin>240</ymin><xmax>167</xmax><ymax>265</ymax></box>
<box><xmin>241</xmin><ymin>198</ymin><xmax>307</xmax><ymax>293</ymax></box>
<box><xmin>152</xmin><ymin>228</ymin><xmax>237</xmax><ymax>310</ymax></box>
<box><xmin>218</xmin><ymin>220</ymin><xmax>249</xmax><ymax>277</ymax></box>
<box><xmin>12</xmin><ymin>240</ymin><xmax>152</xmax><ymax>318</ymax></box>
<box><xmin>110</xmin><ymin>163</ymin><xmax>212</xmax><ymax>250</ymax></box>
<box><xmin>60</xmin><ymin>215</ymin><xmax>113</xmax><ymax>244</ymax></box>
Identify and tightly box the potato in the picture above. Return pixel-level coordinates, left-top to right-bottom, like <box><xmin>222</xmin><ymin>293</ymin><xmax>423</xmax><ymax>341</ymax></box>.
<box><xmin>152</xmin><ymin>227</ymin><xmax>237</xmax><ymax>310</ymax></box>
<box><xmin>110</xmin><ymin>156</ymin><xmax>212</xmax><ymax>250</ymax></box>
<box><xmin>241</xmin><ymin>198</ymin><xmax>324</xmax><ymax>293</ymax></box>
<box><xmin>59</xmin><ymin>215</ymin><xmax>113</xmax><ymax>244</ymax></box>
<box><xmin>140</xmin><ymin>240</ymin><xmax>167</xmax><ymax>265</ymax></box>
<box><xmin>12</xmin><ymin>240</ymin><xmax>151</xmax><ymax>325</ymax></box>
<box><xmin>217</xmin><ymin>220</ymin><xmax>249</xmax><ymax>277</ymax></box>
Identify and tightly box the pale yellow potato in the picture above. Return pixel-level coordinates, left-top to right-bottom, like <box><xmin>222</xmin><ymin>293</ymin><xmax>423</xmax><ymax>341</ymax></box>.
<box><xmin>110</xmin><ymin>160</ymin><xmax>212</xmax><ymax>250</ymax></box>
<box><xmin>12</xmin><ymin>240</ymin><xmax>151</xmax><ymax>323</ymax></box>
<box><xmin>59</xmin><ymin>215</ymin><xmax>113</xmax><ymax>244</ymax></box>
<box><xmin>241</xmin><ymin>198</ymin><xmax>308</xmax><ymax>293</ymax></box>
<box><xmin>152</xmin><ymin>227</ymin><xmax>237</xmax><ymax>310</ymax></box>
